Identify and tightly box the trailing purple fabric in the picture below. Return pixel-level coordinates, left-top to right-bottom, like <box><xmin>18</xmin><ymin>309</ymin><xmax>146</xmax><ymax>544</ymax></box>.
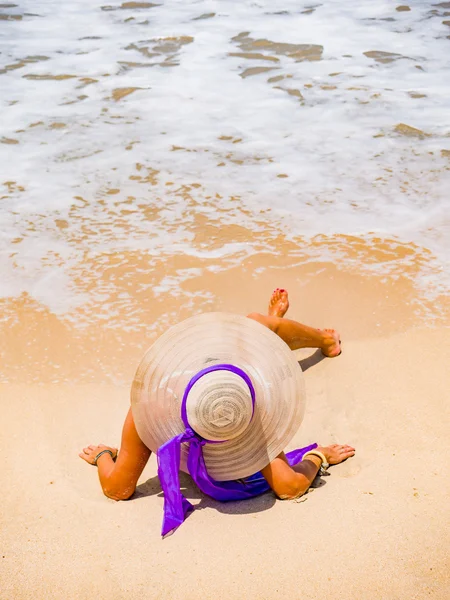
<box><xmin>157</xmin><ymin>430</ymin><xmax>198</xmax><ymax>536</ymax></box>
<box><xmin>157</xmin><ymin>432</ymin><xmax>318</xmax><ymax>536</ymax></box>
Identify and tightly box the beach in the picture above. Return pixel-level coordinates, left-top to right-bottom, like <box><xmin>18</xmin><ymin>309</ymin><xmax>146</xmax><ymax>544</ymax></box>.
<box><xmin>1</xmin><ymin>0</ymin><xmax>450</xmax><ymax>598</ymax></box>
<box><xmin>2</xmin><ymin>267</ymin><xmax>450</xmax><ymax>599</ymax></box>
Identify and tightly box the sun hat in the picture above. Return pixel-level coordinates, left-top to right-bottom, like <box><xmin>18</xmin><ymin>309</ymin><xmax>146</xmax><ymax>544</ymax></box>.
<box><xmin>131</xmin><ymin>312</ymin><xmax>309</xmax><ymax>535</ymax></box>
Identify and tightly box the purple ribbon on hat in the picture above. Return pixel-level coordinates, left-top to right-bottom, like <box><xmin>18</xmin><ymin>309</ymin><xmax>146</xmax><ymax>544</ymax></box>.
<box><xmin>157</xmin><ymin>364</ymin><xmax>317</xmax><ymax>537</ymax></box>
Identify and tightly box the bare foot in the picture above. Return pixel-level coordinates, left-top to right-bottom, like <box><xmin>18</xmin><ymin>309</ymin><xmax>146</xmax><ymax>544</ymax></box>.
<box><xmin>268</xmin><ymin>288</ymin><xmax>289</xmax><ymax>317</ymax></box>
<box><xmin>320</xmin><ymin>329</ymin><xmax>341</xmax><ymax>357</ymax></box>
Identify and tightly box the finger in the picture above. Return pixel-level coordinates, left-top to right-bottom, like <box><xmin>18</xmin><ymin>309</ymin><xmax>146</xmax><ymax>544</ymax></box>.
<box><xmin>83</xmin><ymin>447</ymin><xmax>91</xmax><ymax>454</ymax></box>
<box><xmin>337</xmin><ymin>450</ymin><xmax>355</xmax><ymax>460</ymax></box>
<box><xmin>88</xmin><ymin>445</ymin><xmax>96</xmax><ymax>450</ymax></box>
<box><xmin>341</xmin><ymin>450</ymin><xmax>356</xmax><ymax>459</ymax></box>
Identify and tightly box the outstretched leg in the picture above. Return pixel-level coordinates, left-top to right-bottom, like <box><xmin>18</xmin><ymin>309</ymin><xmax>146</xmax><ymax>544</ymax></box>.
<box><xmin>248</xmin><ymin>289</ymin><xmax>341</xmax><ymax>357</ymax></box>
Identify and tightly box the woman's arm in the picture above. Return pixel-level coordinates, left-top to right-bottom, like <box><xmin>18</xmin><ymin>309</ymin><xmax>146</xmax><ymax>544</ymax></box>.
<box><xmin>261</xmin><ymin>444</ymin><xmax>355</xmax><ymax>500</ymax></box>
<box><xmin>79</xmin><ymin>408</ymin><xmax>151</xmax><ymax>501</ymax></box>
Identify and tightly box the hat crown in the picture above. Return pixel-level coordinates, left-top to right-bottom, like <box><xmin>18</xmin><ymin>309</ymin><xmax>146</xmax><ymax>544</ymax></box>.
<box><xmin>185</xmin><ymin>370</ymin><xmax>254</xmax><ymax>442</ymax></box>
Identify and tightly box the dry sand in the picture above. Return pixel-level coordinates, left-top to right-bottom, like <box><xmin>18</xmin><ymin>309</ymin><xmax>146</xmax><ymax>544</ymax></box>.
<box><xmin>1</xmin><ymin>267</ymin><xmax>449</xmax><ymax>599</ymax></box>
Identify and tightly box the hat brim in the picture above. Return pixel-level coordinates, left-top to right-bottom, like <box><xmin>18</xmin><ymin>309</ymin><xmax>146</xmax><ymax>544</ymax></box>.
<box><xmin>131</xmin><ymin>312</ymin><xmax>306</xmax><ymax>481</ymax></box>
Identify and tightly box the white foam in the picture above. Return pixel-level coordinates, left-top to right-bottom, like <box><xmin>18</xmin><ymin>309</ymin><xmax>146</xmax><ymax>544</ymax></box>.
<box><xmin>1</xmin><ymin>0</ymin><xmax>449</xmax><ymax>317</ymax></box>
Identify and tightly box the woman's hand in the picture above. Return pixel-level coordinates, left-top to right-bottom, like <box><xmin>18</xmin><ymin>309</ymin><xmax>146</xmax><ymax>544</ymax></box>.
<box><xmin>79</xmin><ymin>444</ymin><xmax>118</xmax><ymax>465</ymax></box>
<box><xmin>317</xmin><ymin>444</ymin><xmax>355</xmax><ymax>465</ymax></box>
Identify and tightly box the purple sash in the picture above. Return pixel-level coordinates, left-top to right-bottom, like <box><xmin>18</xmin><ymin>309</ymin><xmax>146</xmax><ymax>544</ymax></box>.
<box><xmin>157</xmin><ymin>364</ymin><xmax>316</xmax><ymax>536</ymax></box>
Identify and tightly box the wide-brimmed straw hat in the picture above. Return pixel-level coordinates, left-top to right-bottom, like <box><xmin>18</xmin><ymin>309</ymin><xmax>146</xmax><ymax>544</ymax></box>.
<box><xmin>131</xmin><ymin>312</ymin><xmax>306</xmax><ymax>481</ymax></box>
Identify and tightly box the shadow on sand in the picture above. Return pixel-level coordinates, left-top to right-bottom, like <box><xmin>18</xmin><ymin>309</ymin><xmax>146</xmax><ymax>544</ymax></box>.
<box><xmin>298</xmin><ymin>348</ymin><xmax>326</xmax><ymax>372</ymax></box>
<box><xmin>135</xmin><ymin>472</ymin><xmax>277</xmax><ymax>516</ymax></box>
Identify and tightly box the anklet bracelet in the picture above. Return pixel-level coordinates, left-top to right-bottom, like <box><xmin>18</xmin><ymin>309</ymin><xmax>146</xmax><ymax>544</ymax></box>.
<box><xmin>302</xmin><ymin>450</ymin><xmax>329</xmax><ymax>474</ymax></box>
<box><xmin>94</xmin><ymin>449</ymin><xmax>114</xmax><ymax>466</ymax></box>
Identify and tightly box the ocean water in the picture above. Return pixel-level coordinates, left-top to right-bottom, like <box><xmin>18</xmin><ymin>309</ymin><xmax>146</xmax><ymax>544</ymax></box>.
<box><xmin>1</xmin><ymin>0</ymin><xmax>449</xmax><ymax>328</ymax></box>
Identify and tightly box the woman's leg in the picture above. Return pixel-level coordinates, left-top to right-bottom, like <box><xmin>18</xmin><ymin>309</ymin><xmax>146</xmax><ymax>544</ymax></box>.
<box><xmin>247</xmin><ymin>289</ymin><xmax>341</xmax><ymax>357</ymax></box>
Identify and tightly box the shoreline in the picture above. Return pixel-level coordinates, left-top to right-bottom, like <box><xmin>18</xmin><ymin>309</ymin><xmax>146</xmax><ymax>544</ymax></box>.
<box><xmin>2</xmin><ymin>259</ymin><xmax>448</xmax><ymax>386</ymax></box>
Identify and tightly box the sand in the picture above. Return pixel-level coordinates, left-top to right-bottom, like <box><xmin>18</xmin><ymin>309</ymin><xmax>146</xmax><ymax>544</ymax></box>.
<box><xmin>1</xmin><ymin>269</ymin><xmax>450</xmax><ymax>599</ymax></box>
<box><xmin>2</xmin><ymin>1</ymin><xmax>449</xmax><ymax>595</ymax></box>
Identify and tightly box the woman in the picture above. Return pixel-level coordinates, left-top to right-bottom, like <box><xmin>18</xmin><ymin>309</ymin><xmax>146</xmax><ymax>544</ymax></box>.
<box><xmin>79</xmin><ymin>289</ymin><xmax>355</xmax><ymax>526</ymax></box>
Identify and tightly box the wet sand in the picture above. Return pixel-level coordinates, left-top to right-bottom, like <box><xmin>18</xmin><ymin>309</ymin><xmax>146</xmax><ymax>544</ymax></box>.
<box><xmin>1</xmin><ymin>265</ymin><xmax>449</xmax><ymax>599</ymax></box>
<box><xmin>2</xmin><ymin>250</ymin><xmax>449</xmax><ymax>385</ymax></box>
